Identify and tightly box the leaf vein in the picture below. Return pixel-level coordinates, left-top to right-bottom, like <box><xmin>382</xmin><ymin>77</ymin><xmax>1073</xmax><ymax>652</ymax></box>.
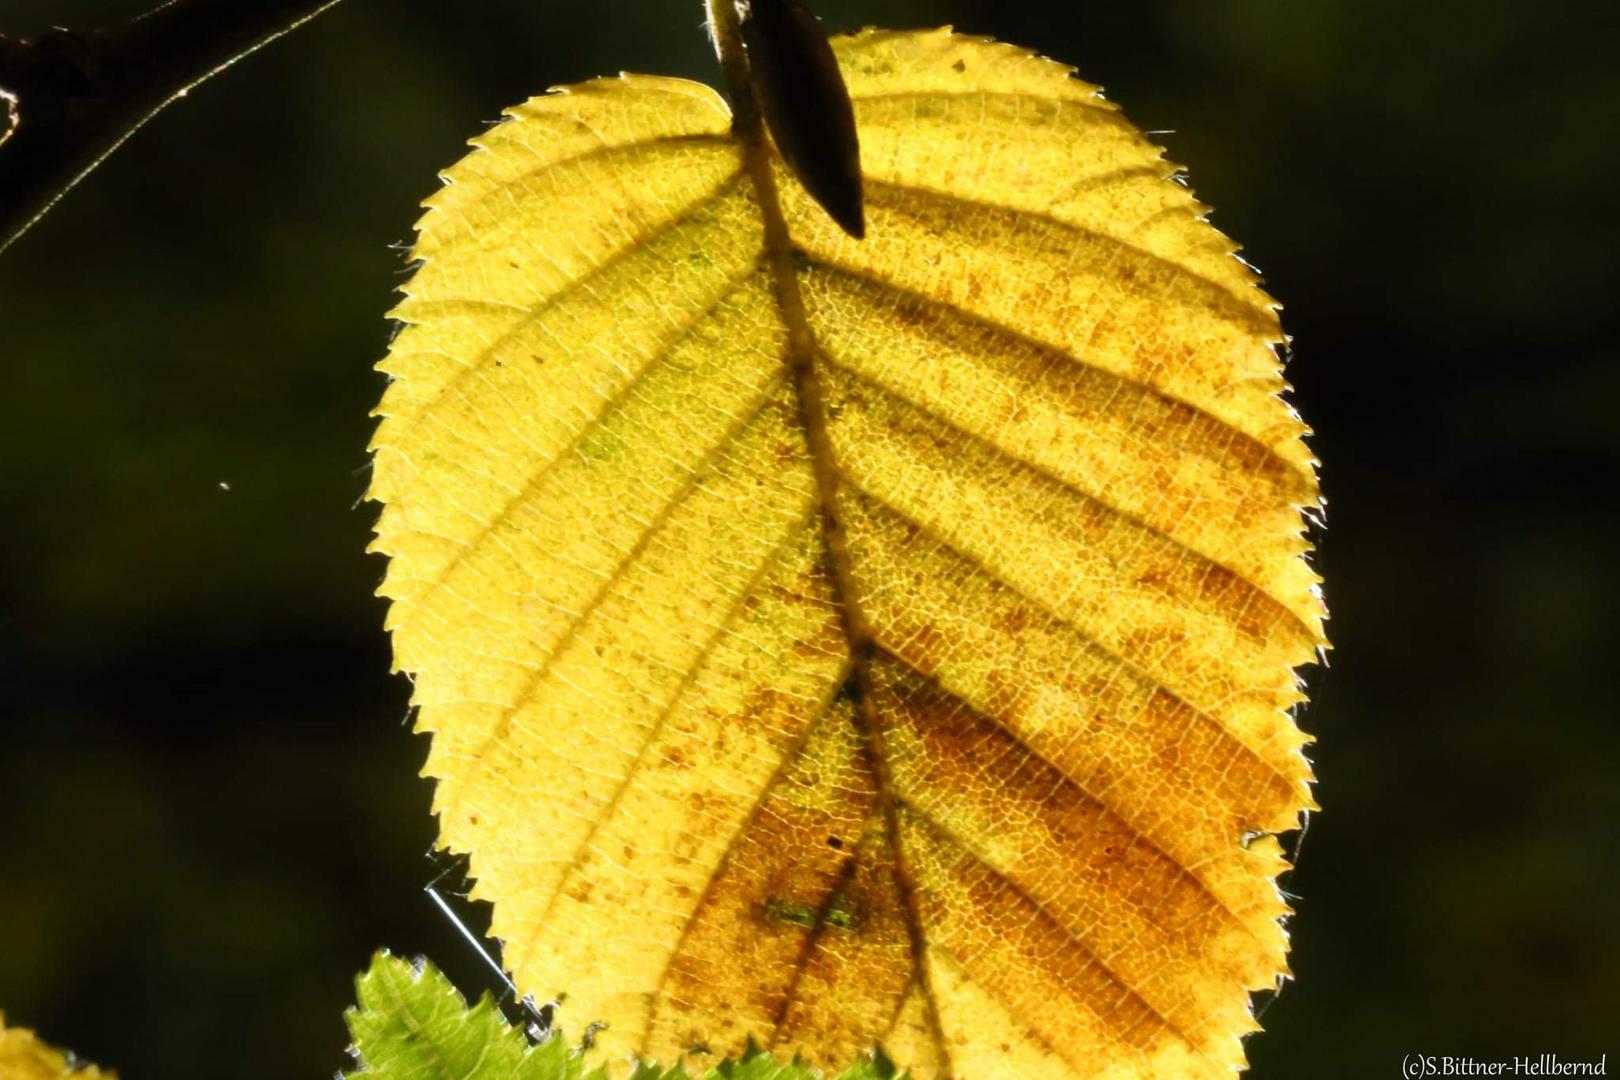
<box><xmin>455</xmin><ymin>131</ymin><xmax>733</xmax><ymax>222</ymax></box>
<box><xmin>851</xmin><ymin>484</ymin><xmax>1301</xmax><ymax>796</ymax></box>
<box><xmin>910</xmin><ymin>808</ymin><xmax>1227</xmax><ymax>1075</ymax></box>
<box><xmin>388</xmin><ymin>264</ymin><xmax>765</xmax><ymax>639</ymax></box>
<box><xmin>860</xmin><ymin>175</ymin><xmax>1271</xmax><ymax>322</ymax></box>
<box><xmin>801</xmin><ymin>259</ymin><xmax>1309</xmax><ymax>495</ymax></box>
<box><xmin>519</xmin><ymin>502</ymin><xmax>821</xmax><ymax>959</ymax></box>
<box><xmin>390</xmin><ymin>170</ymin><xmax>745</xmax><ymax>439</ymax></box>
<box><xmin>640</xmin><ymin>654</ymin><xmax>857</xmax><ymax>1054</ymax></box>
<box><xmin>815</xmin><ymin>343</ymin><xmax>1319</xmax><ymax>643</ymax></box>
<box><xmin>437</xmin><ymin>370</ymin><xmax>791</xmax><ymax>813</ymax></box>
<box><xmin>877</xmin><ymin>654</ymin><xmax>1280</xmax><ymax>960</ymax></box>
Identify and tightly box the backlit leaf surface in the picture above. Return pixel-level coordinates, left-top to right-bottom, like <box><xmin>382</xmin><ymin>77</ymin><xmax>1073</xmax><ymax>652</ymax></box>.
<box><xmin>0</xmin><ymin>1014</ymin><xmax>113</xmax><ymax>1079</ymax></box>
<box><xmin>370</xmin><ymin>27</ymin><xmax>1324</xmax><ymax>1080</ymax></box>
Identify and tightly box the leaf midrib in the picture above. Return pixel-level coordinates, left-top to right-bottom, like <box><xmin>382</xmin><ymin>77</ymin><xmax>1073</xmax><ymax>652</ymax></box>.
<box><xmin>707</xmin><ymin>1</ymin><xmax>954</xmax><ymax>1070</ymax></box>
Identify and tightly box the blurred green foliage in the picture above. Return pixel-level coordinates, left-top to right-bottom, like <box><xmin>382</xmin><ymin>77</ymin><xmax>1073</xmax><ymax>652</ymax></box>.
<box><xmin>2</xmin><ymin>1</ymin><xmax>1616</xmax><ymax>1078</ymax></box>
<box><xmin>345</xmin><ymin>952</ymin><xmax>896</xmax><ymax>1080</ymax></box>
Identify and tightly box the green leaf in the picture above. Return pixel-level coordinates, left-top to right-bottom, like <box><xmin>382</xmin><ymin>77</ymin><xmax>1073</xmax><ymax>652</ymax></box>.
<box><xmin>344</xmin><ymin>953</ymin><xmax>898</xmax><ymax>1080</ymax></box>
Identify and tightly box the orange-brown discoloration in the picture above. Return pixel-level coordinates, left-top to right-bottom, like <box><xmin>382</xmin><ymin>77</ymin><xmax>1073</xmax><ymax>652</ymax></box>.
<box><xmin>644</xmin><ymin>699</ymin><xmax>893</xmax><ymax>1070</ymax></box>
<box><xmin>372</xmin><ymin>27</ymin><xmax>1322</xmax><ymax>1080</ymax></box>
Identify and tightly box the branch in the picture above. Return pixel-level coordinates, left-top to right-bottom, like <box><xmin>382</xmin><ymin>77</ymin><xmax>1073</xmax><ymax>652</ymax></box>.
<box><xmin>0</xmin><ymin>0</ymin><xmax>344</xmax><ymax>254</ymax></box>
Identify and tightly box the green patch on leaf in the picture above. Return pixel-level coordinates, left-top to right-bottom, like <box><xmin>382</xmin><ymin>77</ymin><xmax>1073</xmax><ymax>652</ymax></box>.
<box><xmin>764</xmin><ymin>894</ymin><xmax>862</xmax><ymax>933</ymax></box>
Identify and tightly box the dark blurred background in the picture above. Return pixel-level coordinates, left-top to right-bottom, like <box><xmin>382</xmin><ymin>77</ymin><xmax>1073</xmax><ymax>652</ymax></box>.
<box><xmin>2</xmin><ymin>1</ymin><xmax>1616</xmax><ymax>1077</ymax></box>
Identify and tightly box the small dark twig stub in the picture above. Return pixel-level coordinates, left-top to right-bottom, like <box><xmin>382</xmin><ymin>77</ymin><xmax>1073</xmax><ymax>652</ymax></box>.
<box><xmin>0</xmin><ymin>0</ymin><xmax>343</xmax><ymax>254</ymax></box>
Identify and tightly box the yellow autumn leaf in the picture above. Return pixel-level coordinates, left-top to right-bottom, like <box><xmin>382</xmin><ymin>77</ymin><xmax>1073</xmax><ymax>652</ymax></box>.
<box><xmin>0</xmin><ymin>1014</ymin><xmax>113</xmax><ymax>1080</ymax></box>
<box><xmin>370</xmin><ymin>25</ymin><xmax>1323</xmax><ymax>1080</ymax></box>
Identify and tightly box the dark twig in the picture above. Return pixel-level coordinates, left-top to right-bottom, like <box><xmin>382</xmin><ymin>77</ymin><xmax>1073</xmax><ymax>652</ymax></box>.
<box><xmin>0</xmin><ymin>0</ymin><xmax>344</xmax><ymax>254</ymax></box>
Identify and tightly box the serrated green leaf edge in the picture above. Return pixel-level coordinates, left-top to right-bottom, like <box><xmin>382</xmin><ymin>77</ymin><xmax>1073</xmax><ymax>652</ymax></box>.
<box><xmin>344</xmin><ymin>952</ymin><xmax>900</xmax><ymax>1080</ymax></box>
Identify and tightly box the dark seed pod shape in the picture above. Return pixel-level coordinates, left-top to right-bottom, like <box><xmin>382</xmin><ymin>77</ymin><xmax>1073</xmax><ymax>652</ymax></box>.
<box><xmin>738</xmin><ymin>0</ymin><xmax>865</xmax><ymax>238</ymax></box>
